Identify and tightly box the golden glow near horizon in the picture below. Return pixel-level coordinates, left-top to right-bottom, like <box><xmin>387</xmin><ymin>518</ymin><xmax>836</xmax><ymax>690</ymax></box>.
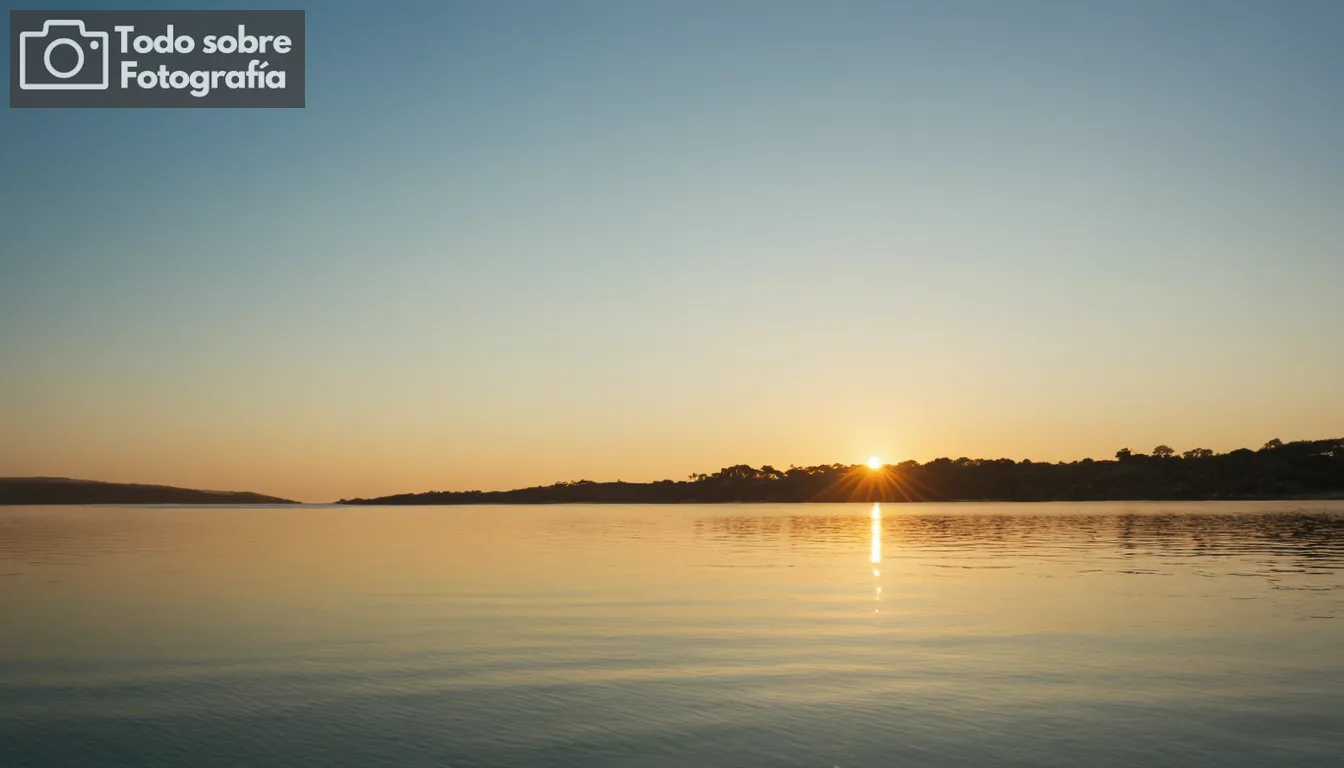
<box><xmin>867</xmin><ymin>456</ymin><xmax>882</xmax><ymax>470</ymax></box>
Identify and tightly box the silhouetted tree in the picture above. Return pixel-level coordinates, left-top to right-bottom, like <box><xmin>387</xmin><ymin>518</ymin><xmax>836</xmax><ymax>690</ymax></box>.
<box><xmin>1153</xmin><ymin>445</ymin><xmax>1176</xmax><ymax>459</ymax></box>
<box><xmin>1263</xmin><ymin>438</ymin><xmax>1284</xmax><ymax>451</ymax></box>
<box><xmin>1116</xmin><ymin>448</ymin><xmax>1133</xmax><ymax>460</ymax></box>
<box><xmin>714</xmin><ymin>465</ymin><xmax>760</xmax><ymax>482</ymax></box>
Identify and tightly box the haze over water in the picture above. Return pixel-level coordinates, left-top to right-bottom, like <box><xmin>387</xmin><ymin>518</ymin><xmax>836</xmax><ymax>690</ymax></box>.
<box><xmin>2</xmin><ymin>501</ymin><xmax>1342</xmax><ymax>767</ymax></box>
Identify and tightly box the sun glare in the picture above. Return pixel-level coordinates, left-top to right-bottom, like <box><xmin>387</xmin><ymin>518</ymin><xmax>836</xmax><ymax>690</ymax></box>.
<box><xmin>867</xmin><ymin>456</ymin><xmax>882</xmax><ymax>470</ymax></box>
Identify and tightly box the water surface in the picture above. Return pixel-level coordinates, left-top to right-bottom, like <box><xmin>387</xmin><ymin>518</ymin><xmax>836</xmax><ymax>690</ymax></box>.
<box><xmin>2</xmin><ymin>501</ymin><xmax>1342</xmax><ymax>767</ymax></box>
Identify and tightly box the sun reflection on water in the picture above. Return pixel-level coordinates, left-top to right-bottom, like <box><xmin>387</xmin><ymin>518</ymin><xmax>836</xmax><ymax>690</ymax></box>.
<box><xmin>871</xmin><ymin>503</ymin><xmax>882</xmax><ymax>612</ymax></box>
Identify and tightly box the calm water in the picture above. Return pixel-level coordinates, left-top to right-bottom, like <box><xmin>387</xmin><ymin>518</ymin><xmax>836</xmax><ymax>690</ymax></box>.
<box><xmin>2</xmin><ymin>502</ymin><xmax>1343</xmax><ymax>767</ymax></box>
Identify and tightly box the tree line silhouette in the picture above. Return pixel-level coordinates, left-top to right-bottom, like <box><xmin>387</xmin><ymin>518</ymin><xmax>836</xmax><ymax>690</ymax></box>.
<box><xmin>339</xmin><ymin>437</ymin><xmax>1344</xmax><ymax>505</ymax></box>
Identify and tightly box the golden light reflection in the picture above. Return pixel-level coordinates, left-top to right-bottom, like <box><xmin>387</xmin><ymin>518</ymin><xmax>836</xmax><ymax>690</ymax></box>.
<box><xmin>870</xmin><ymin>503</ymin><xmax>882</xmax><ymax>563</ymax></box>
<box><xmin>871</xmin><ymin>502</ymin><xmax>883</xmax><ymax>613</ymax></box>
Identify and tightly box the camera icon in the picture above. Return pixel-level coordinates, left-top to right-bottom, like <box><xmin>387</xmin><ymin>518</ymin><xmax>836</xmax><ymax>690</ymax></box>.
<box><xmin>18</xmin><ymin>20</ymin><xmax>110</xmax><ymax>90</ymax></box>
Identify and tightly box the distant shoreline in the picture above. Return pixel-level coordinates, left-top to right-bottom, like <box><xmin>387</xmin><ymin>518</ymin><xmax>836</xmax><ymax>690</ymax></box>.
<box><xmin>340</xmin><ymin>438</ymin><xmax>1344</xmax><ymax>506</ymax></box>
<box><xmin>4</xmin><ymin>494</ymin><xmax>1342</xmax><ymax>507</ymax></box>
<box><xmin>6</xmin><ymin>437</ymin><xmax>1340</xmax><ymax>507</ymax></box>
<box><xmin>335</xmin><ymin>493</ymin><xmax>1344</xmax><ymax>506</ymax></box>
<box><xmin>0</xmin><ymin>478</ymin><xmax>295</xmax><ymax>506</ymax></box>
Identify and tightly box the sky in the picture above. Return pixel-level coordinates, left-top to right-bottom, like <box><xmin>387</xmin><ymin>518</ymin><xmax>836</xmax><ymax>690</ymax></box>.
<box><xmin>2</xmin><ymin>0</ymin><xmax>1343</xmax><ymax>502</ymax></box>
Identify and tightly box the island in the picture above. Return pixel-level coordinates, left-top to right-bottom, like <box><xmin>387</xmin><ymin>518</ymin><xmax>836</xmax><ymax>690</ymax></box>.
<box><xmin>0</xmin><ymin>478</ymin><xmax>295</xmax><ymax>505</ymax></box>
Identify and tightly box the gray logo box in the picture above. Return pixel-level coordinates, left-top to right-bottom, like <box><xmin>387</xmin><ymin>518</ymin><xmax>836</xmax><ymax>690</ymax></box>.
<box><xmin>10</xmin><ymin>10</ymin><xmax>304</xmax><ymax>108</ymax></box>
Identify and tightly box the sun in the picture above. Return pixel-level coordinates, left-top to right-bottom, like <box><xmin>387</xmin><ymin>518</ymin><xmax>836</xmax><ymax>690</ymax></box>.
<box><xmin>867</xmin><ymin>456</ymin><xmax>882</xmax><ymax>470</ymax></box>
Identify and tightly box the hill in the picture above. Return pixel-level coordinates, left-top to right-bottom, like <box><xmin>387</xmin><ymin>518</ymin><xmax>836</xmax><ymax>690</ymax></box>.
<box><xmin>340</xmin><ymin>437</ymin><xmax>1344</xmax><ymax>505</ymax></box>
<box><xmin>0</xmin><ymin>477</ymin><xmax>295</xmax><ymax>505</ymax></box>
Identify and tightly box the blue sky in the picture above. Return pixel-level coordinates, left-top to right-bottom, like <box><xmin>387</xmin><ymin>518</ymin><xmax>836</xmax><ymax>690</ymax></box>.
<box><xmin>2</xmin><ymin>1</ymin><xmax>1342</xmax><ymax>500</ymax></box>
